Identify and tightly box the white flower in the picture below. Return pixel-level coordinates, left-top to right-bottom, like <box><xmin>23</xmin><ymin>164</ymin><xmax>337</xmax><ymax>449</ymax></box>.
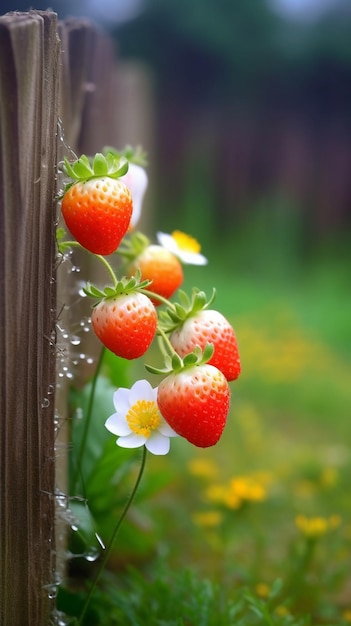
<box><xmin>121</xmin><ymin>162</ymin><xmax>148</xmax><ymax>229</ymax></box>
<box><xmin>157</xmin><ymin>230</ymin><xmax>207</xmax><ymax>265</ymax></box>
<box><xmin>105</xmin><ymin>379</ymin><xmax>178</xmax><ymax>455</ymax></box>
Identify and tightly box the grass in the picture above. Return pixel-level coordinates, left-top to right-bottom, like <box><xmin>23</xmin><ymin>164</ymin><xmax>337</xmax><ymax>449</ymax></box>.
<box><xmin>58</xmin><ymin>232</ymin><xmax>351</xmax><ymax>625</ymax></box>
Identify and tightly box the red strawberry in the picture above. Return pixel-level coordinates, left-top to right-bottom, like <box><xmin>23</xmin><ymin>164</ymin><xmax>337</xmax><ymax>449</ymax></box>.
<box><xmin>128</xmin><ymin>245</ymin><xmax>183</xmax><ymax>305</ymax></box>
<box><xmin>91</xmin><ymin>292</ymin><xmax>157</xmax><ymax>359</ymax></box>
<box><xmin>61</xmin><ymin>153</ymin><xmax>133</xmax><ymax>255</ymax></box>
<box><xmin>169</xmin><ymin>309</ymin><xmax>241</xmax><ymax>382</ymax></box>
<box><xmin>157</xmin><ymin>363</ymin><xmax>230</xmax><ymax>447</ymax></box>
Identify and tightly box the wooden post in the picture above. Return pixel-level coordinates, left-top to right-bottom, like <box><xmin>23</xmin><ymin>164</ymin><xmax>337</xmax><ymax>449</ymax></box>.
<box><xmin>0</xmin><ymin>10</ymin><xmax>154</xmax><ymax>623</ymax></box>
<box><xmin>0</xmin><ymin>11</ymin><xmax>59</xmax><ymax>625</ymax></box>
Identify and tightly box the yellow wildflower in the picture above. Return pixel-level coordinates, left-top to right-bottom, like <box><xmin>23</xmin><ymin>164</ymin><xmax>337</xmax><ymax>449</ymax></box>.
<box><xmin>192</xmin><ymin>510</ymin><xmax>222</xmax><ymax>528</ymax></box>
<box><xmin>255</xmin><ymin>582</ymin><xmax>270</xmax><ymax>598</ymax></box>
<box><xmin>295</xmin><ymin>514</ymin><xmax>341</xmax><ymax>538</ymax></box>
<box><xmin>275</xmin><ymin>605</ymin><xmax>290</xmax><ymax>617</ymax></box>
<box><xmin>188</xmin><ymin>458</ymin><xmax>219</xmax><ymax>480</ymax></box>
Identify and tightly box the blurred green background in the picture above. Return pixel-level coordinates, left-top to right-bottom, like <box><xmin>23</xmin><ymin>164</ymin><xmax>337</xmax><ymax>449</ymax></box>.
<box><xmin>4</xmin><ymin>0</ymin><xmax>351</xmax><ymax>274</ymax></box>
<box><xmin>4</xmin><ymin>1</ymin><xmax>351</xmax><ymax>622</ymax></box>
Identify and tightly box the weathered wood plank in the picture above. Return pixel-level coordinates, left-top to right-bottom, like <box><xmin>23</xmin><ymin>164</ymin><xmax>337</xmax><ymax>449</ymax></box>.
<box><xmin>0</xmin><ymin>11</ymin><xmax>59</xmax><ymax>625</ymax></box>
<box><xmin>58</xmin><ymin>19</ymin><xmax>119</xmax><ymax>155</ymax></box>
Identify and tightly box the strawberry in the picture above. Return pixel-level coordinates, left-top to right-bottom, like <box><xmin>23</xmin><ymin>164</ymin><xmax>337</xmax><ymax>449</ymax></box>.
<box><xmin>157</xmin><ymin>363</ymin><xmax>231</xmax><ymax>447</ymax></box>
<box><xmin>128</xmin><ymin>245</ymin><xmax>183</xmax><ymax>305</ymax></box>
<box><xmin>61</xmin><ymin>153</ymin><xmax>133</xmax><ymax>255</ymax></box>
<box><xmin>170</xmin><ymin>309</ymin><xmax>241</xmax><ymax>382</ymax></box>
<box><xmin>91</xmin><ymin>290</ymin><xmax>157</xmax><ymax>359</ymax></box>
<box><xmin>159</xmin><ymin>289</ymin><xmax>241</xmax><ymax>382</ymax></box>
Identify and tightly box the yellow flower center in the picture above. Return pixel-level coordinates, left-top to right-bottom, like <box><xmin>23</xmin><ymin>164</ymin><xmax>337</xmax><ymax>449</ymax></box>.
<box><xmin>126</xmin><ymin>400</ymin><xmax>161</xmax><ymax>437</ymax></box>
<box><xmin>171</xmin><ymin>230</ymin><xmax>201</xmax><ymax>253</ymax></box>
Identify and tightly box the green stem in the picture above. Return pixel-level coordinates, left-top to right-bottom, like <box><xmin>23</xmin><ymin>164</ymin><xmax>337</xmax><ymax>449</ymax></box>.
<box><xmin>95</xmin><ymin>254</ymin><xmax>119</xmax><ymax>288</ymax></box>
<box><xmin>157</xmin><ymin>325</ymin><xmax>178</xmax><ymax>357</ymax></box>
<box><xmin>58</xmin><ymin>240</ymin><xmax>119</xmax><ymax>287</ymax></box>
<box><xmin>140</xmin><ymin>288</ymin><xmax>176</xmax><ymax>309</ymax></box>
<box><xmin>77</xmin><ymin>446</ymin><xmax>148</xmax><ymax>625</ymax></box>
<box><xmin>72</xmin><ymin>347</ymin><xmax>105</xmax><ymax>492</ymax></box>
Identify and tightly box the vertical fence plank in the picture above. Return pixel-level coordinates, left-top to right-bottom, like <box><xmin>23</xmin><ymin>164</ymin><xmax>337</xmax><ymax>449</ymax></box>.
<box><xmin>0</xmin><ymin>11</ymin><xmax>59</xmax><ymax>625</ymax></box>
<box><xmin>0</xmin><ymin>10</ymin><xmax>154</xmax><ymax>624</ymax></box>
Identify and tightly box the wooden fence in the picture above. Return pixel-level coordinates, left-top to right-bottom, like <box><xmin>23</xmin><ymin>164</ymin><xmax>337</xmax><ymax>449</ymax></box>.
<box><xmin>0</xmin><ymin>10</ymin><xmax>152</xmax><ymax>625</ymax></box>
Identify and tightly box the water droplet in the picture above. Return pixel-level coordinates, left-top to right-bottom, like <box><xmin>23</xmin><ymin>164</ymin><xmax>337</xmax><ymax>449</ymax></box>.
<box><xmin>44</xmin><ymin>583</ymin><xmax>58</xmax><ymax>599</ymax></box>
<box><xmin>41</xmin><ymin>398</ymin><xmax>50</xmax><ymax>408</ymax></box>
<box><xmin>55</xmin><ymin>489</ymin><xmax>69</xmax><ymax>510</ymax></box>
<box><xmin>86</xmin><ymin>357</ymin><xmax>94</xmax><ymax>365</ymax></box>
<box><xmin>51</xmin><ymin>609</ymin><xmax>76</xmax><ymax>626</ymax></box>
<box><xmin>75</xmin><ymin>407</ymin><xmax>84</xmax><ymax>420</ymax></box>
<box><xmin>70</xmin><ymin>335</ymin><xmax>81</xmax><ymax>346</ymax></box>
<box><xmin>85</xmin><ymin>547</ymin><xmax>100</xmax><ymax>562</ymax></box>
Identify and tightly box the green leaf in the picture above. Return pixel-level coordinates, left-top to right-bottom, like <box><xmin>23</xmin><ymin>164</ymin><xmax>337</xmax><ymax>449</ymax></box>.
<box><xmin>69</xmin><ymin>375</ymin><xmax>116</xmax><ymax>489</ymax></box>
<box><xmin>105</xmin><ymin>150</ymin><xmax>120</xmax><ymax>170</ymax></box>
<box><xmin>93</xmin><ymin>152</ymin><xmax>108</xmax><ymax>176</ymax></box>
<box><xmin>202</xmin><ymin>342</ymin><xmax>214</xmax><ymax>362</ymax></box>
<box><xmin>193</xmin><ymin>290</ymin><xmax>208</xmax><ymax>311</ymax></box>
<box><xmin>145</xmin><ymin>363</ymin><xmax>171</xmax><ymax>375</ymax></box>
<box><xmin>183</xmin><ymin>352</ymin><xmax>199</xmax><ymax>367</ymax></box>
<box><xmin>123</xmin><ymin>276</ymin><xmax>138</xmax><ymax>291</ymax></box>
<box><xmin>73</xmin><ymin>155</ymin><xmax>93</xmax><ymax>179</ymax></box>
<box><xmin>63</xmin><ymin>157</ymin><xmax>78</xmax><ymax>180</ymax></box>
<box><xmin>83</xmin><ymin>283</ymin><xmax>105</xmax><ymax>299</ymax></box>
<box><xmin>173</xmin><ymin>303</ymin><xmax>187</xmax><ymax>319</ymax></box>
<box><xmin>103</xmin><ymin>286</ymin><xmax>117</xmax><ymax>298</ymax></box>
<box><xmin>178</xmin><ymin>290</ymin><xmax>190</xmax><ymax>308</ymax></box>
<box><xmin>56</xmin><ymin>227</ymin><xmax>66</xmax><ymax>242</ymax></box>
<box><xmin>171</xmin><ymin>353</ymin><xmax>183</xmax><ymax>370</ymax></box>
<box><xmin>113</xmin><ymin>157</ymin><xmax>129</xmax><ymax>178</ymax></box>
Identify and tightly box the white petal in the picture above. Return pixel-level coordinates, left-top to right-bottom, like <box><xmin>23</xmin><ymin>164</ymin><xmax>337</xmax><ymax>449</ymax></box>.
<box><xmin>105</xmin><ymin>413</ymin><xmax>131</xmax><ymax>436</ymax></box>
<box><xmin>113</xmin><ymin>388</ymin><xmax>131</xmax><ymax>413</ymax></box>
<box><xmin>156</xmin><ymin>232</ymin><xmax>208</xmax><ymax>265</ymax></box>
<box><xmin>121</xmin><ymin>163</ymin><xmax>148</xmax><ymax>229</ymax></box>
<box><xmin>178</xmin><ymin>251</ymin><xmax>208</xmax><ymax>266</ymax></box>
<box><xmin>156</xmin><ymin>231</ymin><xmax>177</xmax><ymax>253</ymax></box>
<box><xmin>129</xmin><ymin>379</ymin><xmax>155</xmax><ymax>404</ymax></box>
<box><xmin>116</xmin><ymin>433</ymin><xmax>147</xmax><ymax>449</ymax></box>
<box><xmin>146</xmin><ymin>432</ymin><xmax>171</xmax><ymax>455</ymax></box>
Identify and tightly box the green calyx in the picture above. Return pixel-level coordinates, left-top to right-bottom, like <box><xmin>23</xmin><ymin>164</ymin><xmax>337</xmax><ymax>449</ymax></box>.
<box><xmin>63</xmin><ymin>152</ymin><xmax>129</xmax><ymax>187</ymax></box>
<box><xmin>116</xmin><ymin>231</ymin><xmax>150</xmax><ymax>262</ymax></box>
<box><xmin>83</xmin><ymin>272</ymin><xmax>152</xmax><ymax>302</ymax></box>
<box><xmin>103</xmin><ymin>144</ymin><xmax>148</xmax><ymax>167</ymax></box>
<box><xmin>158</xmin><ymin>287</ymin><xmax>216</xmax><ymax>333</ymax></box>
<box><xmin>145</xmin><ymin>343</ymin><xmax>214</xmax><ymax>376</ymax></box>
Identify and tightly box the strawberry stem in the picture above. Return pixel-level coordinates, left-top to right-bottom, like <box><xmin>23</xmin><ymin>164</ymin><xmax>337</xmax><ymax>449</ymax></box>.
<box><xmin>58</xmin><ymin>239</ymin><xmax>84</xmax><ymax>253</ymax></box>
<box><xmin>95</xmin><ymin>255</ymin><xmax>119</xmax><ymax>288</ymax></box>
<box><xmin>157</xmin><ymin>325</ymin><xmax>178</xmax><ymax>357</ymax></box>
<box><xmin>77</xmin><ymin>446</ymin><xmax>147</xmax><ymax>625</ymax></box>
<box><xmin>140</xmin><ymin>288</ymin><xmax>177</xmax><ymax>310</ymax></box>
<box><xmin>57</xmin><ymin>238</ymin><xmax>119</xmax><ymax>288</ymax></box>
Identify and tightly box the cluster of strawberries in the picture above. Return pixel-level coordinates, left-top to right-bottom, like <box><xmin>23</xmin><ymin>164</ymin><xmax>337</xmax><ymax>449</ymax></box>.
<box><xmin>60</xmin><ymin>149</ymin><xmax>241</xmax><ymax>448</ymax></box>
